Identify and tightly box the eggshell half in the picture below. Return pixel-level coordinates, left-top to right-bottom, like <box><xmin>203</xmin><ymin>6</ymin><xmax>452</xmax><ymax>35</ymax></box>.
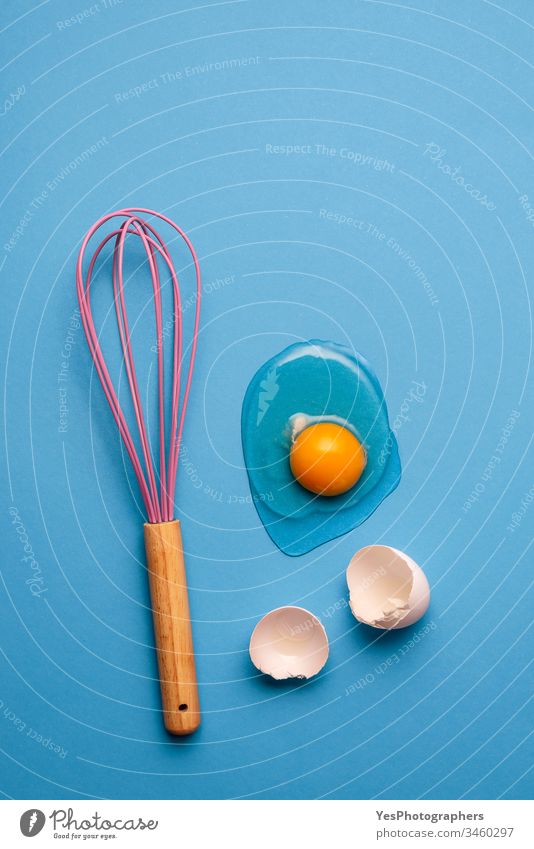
<box><xmin>347</xmin><ymin>545</ymin><xmax>430</xmax><ymax>629</ymax></box>
<box><xmin>249</xmin><ymin>606</ymin><xmax>329</xmax><ymax>679</ymax></box>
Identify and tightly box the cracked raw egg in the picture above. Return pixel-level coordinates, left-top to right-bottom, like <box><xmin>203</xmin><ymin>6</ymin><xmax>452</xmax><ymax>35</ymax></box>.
<box><xmin>242</xmin><ymin>340</ymin><xmax>401</xmax><ymax>555</ymax></box>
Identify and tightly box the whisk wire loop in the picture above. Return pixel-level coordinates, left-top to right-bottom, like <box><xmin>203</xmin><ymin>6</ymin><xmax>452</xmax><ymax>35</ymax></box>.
<box><xmin>76</xmin><ymin>208</ymin><xmax>201</xmax><ymax>524</ymax></box>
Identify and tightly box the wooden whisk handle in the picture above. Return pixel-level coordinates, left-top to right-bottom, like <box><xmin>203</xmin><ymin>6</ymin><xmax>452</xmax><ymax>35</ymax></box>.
<box><xmin>144</xmin><ymin>520</ymin><xmax>200</xmax><ymax>735</ymax></box>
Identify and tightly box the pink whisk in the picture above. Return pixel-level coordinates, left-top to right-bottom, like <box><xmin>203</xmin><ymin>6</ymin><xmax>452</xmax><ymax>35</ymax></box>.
<box><xmin>76</xmin><ymin>208</ymin><xmax>201</xmax><ymax>735</ymax></box>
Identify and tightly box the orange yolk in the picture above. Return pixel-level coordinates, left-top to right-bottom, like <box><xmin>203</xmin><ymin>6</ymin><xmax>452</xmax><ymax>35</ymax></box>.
<box><xmin>289</xmin><ymin>422</ymin><xmax>367</xmax><ymax>496</ymax></box>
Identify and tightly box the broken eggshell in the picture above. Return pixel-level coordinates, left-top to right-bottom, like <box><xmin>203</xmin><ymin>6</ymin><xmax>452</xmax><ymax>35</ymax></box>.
<box><xmin>249</xmin><ymin>606</ymin><xmax>329</xmax><ymax>680</ymax></box>
<box><xmin>347</xmin><ymin>545</ymin><xmax>430</xmax><ymax>629</ymax></box>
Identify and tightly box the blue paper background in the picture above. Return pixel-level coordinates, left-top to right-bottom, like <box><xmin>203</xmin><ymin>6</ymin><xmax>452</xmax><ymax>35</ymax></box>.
<box><xmin>1</xmin><ymin>0</ymin><xmax>532</xmax><ymax>800</ymax></box>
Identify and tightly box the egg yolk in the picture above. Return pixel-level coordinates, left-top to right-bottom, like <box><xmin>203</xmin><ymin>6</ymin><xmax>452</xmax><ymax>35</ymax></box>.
<box><xmin>289</xmin><ymin>422</ymin><xmax>367</xmax><ymax>496</ymax></box>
